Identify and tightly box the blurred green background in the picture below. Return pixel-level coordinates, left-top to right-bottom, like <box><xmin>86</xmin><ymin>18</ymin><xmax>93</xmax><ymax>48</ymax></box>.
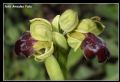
<box><xmin>4</xmin><ymin>4</ymin><xmax>119</xmax><ymax>80</ymax></box>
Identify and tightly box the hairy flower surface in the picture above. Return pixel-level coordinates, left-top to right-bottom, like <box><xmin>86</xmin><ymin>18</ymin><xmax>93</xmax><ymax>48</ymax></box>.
<box><xmin>15</xmin><ymin>31</ymin><xmax>37</xmax><ymax>57</ymax></box>
<box><xmin>81</xmin><ymin>33</ymin><xmax>110</xmax><ymax>63</ymax></box>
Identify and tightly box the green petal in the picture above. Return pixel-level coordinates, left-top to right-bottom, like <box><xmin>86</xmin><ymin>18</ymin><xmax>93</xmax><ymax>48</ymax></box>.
<box><xmin>33</xmin><ymin>41</ymin><xmax>50</xmax><ymax>51</ymax></box>
<box><xmin>52</xmin><ymin>32</ymin><xmax>68</xmax><ymax>50</ymax></box>
<box><xmin>67</xmin><ymin>32</ymin><xmax>85</xmax><ymax>51</ymax></box>
<box><xmin>34</xmin><ymin>42</ymin><xmax>54</xmax><ymax>62</ymax></box>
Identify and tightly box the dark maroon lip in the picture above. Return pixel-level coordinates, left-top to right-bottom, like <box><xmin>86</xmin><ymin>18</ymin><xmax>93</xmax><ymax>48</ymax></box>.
<box><xmin>81</xmin><ymin>32</ymin><xmax>110</xmax><ymax>63</ymax></box>
<box><xmin>14</xmin><ymin>31</ymin><xmax>37</xmax><ymax>57</ymax></box>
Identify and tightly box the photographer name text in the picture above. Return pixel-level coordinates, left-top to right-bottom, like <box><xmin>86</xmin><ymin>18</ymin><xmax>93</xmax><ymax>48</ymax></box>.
<box><xmin>4</xmin><ymin>4</ymin><xmax>32</xmax><ymax>8</ymax></box>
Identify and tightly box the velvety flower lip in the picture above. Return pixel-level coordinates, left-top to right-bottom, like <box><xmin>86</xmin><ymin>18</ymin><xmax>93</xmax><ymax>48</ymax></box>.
<box><xmin>15</xmin><ymin>31</ymin><xmax>37</xmax><ymax>57</ymax></box>
<box><xmin>97</xmin><ymin>46</ymin><xmax>110</xmax><ymax>63</ymax></box>
<box><xmin>81</xmin><ymin>33</ymin><xmax>110</xmax><ymax>63</ymax></box>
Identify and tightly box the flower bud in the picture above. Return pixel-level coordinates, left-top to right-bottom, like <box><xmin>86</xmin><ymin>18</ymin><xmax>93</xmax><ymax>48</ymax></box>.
<box><xmin>52</xmin><ymin>32</ymin><xmax>68</xmax><ymax>50</ymax></box>
<box><xmin>15</xmin><ymin>31</ymin><xmax>37</xmax><ymax>57</ymax></box>
<box><xmin>59</xmin><ymin>9</ymin><xmax>79</xmax><ymax>33</ymax></box>
<box><xmin>81</xmin><ymin>33</ymin><xmax>110</xmax><ymax>63</ymax></box>
<box><xmin>67</xmin><ymin>31</ymin><xmax>85</xmax><ymax>51</ymax></box>
<box><xmin>30</xmin><ymin>18</ymin><xmax>52</xmax><ymax>41</ymax></box>
<box><xmin>76</xmin><ymin>17</ymin><xmax>105</xmax><ymax>35</ymax></box>
<box><xmin>52</xmin><ymin>15</ymin><xmax>60</xmax><ymax>32</ymax></box>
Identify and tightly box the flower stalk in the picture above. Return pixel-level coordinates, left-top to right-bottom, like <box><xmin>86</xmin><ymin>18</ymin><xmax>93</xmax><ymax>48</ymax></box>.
<box><xmin>44</xmin><ymin>55</ymin><xmax>64</xmax><ymax>80</ymax></box>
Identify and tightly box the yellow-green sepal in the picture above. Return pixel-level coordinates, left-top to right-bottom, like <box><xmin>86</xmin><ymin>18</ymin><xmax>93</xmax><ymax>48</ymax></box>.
<box><xmin>76</xmin><ymin>18</ymin><xmax>105</xmax><ymax>35</ymax></box>
<box><xmin>52</xmin><ymin>15</ymin><xmax>60</xmax><ymax>32</ymax></box>
<box><xmin>30</xmin><ymin>18</ymin><xmax>52</xmax><ymax>41</ymax></box>
<box><xmin>52</xmin><ymin>32</ymin><xmax>68</xmax><ymax>50</ymax></box>
<box><xmin>59</xmin><ymin>9</ymin><xmax>79</xmax><ymax>33</ymax></box>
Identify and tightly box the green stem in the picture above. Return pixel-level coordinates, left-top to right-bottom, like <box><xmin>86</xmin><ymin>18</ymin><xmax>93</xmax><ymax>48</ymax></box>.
<box><xmin>44</xmin><ymin>55</ymin><xmax>64</xmax><ymax>80</ymax></box>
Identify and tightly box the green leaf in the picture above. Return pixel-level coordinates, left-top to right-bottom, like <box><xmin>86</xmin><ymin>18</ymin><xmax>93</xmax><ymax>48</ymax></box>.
<box><xmin>67</xmin><ymin>48</ymin><xmax>83</xmax><ymax>70</ymax></box>
<box><xmin>95</xmin><ymin>4</ymin><xmax>118</xmax><ymax>21</ymax></box>
<box><xmin>8</xmin><ymin>59</ymin><xmax>46</xmax><ymax>80</ymax></box>
<box><xmin>105</xmin><ymin>39</ymin><xmax>118</xmax><ymax>57</ymax></box>
<box><xmin>74</xmin><ymin>65</ymin><xmax>95</xmax><ymax>79</ymax></box>
<box><xmin>16</xmin><ymin>23</ymin><xmax>27</xmax><ymax>32</ymax></box>
<box><xmin>5</xmin><ymin>26</ymin><xmax>20</xmax><ymax>45</ymax></box>
<box><xmin>104</xmin><ymin>62</ymin><xmax>119</xmax><ymax>80</ymax></box>
<box><xmin>22</xmin><ymin>5</ymin><xmax>41</xmax><ymax>17</ymax></box>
